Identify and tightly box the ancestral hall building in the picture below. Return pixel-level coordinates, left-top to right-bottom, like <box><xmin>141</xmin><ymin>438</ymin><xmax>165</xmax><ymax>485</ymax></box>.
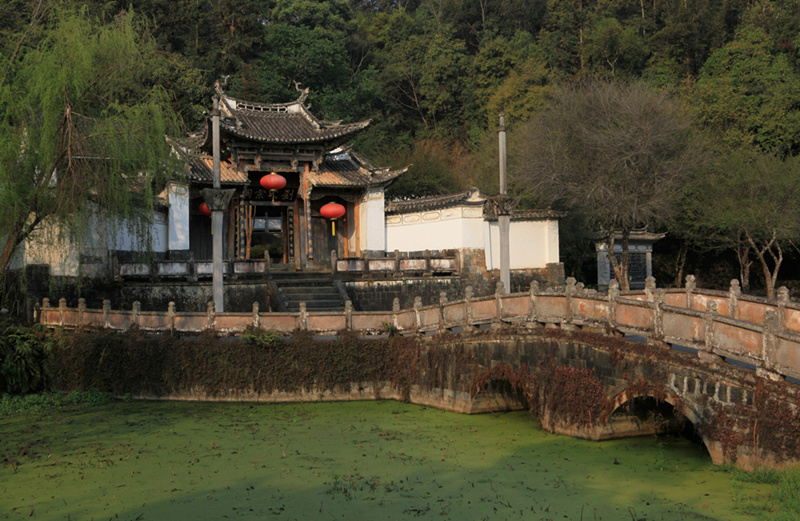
<box><xmin>11</xmin><ymin>85</ymin><xmax>563</xmax><ymax>290</ymax></box>
<box><xmin>173</xmin><ymin>84</ymin><xmax>407</xmax><ymax>269</ymax></box>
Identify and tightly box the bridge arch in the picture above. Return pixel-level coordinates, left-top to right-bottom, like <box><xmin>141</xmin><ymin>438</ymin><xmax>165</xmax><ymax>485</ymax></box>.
<box><xmin>608</xmin><ymin>388</ymin><xmax>711</xmax><ymax>457</ymax></box>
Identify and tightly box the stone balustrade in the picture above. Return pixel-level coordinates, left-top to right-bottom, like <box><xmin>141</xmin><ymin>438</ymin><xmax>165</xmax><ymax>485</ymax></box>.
<box><xmin>38</xmin><ymin>275</ymin><xmax>800</xmax><ymax>382</ymax></box>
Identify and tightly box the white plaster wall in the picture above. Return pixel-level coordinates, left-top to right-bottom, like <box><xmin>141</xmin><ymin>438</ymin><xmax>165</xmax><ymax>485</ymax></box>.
<box><xmin>385</xmin><ymin>210</ymin><xmax>485</xmax><ymax>252</ymax></box>
<box><xmin>21</xmin><ymin>221</ymin><xmax>80</xmax><ymax>276</ymax></box>
<box><xmin>167</xmin><ymin>181</ymin><xmax>190</xmax><ymax>250</ymax></box>
<box><xmin>84</xmin><ymin>212</ymin><xmax>168</xmax><ymax>253</ymax></box>
<box><xmin>360</xmin><ymin>190</ymin><xmax>386</xmax><ymax>252</ymax></box>
<box><xmin>20</xmin><ymin>211</ymin><xmax>168</xmax><ymax>277</ymax></box>
<box><xmin>485</xmin><ymin>219</ymin><xmax>560</xmax><ymax>270</ymax></box>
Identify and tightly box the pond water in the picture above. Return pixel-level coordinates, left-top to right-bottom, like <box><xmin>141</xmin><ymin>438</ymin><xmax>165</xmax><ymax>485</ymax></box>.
<box><xmin>0</xmin><ymin>400</ymin><xmax>777</xmax><ymax>520</ymax></box>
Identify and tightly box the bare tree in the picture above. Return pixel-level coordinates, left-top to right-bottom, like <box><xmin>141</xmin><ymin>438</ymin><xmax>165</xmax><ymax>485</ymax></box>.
<box><xmin>512</xmin><ymin>80</ymin><xmax>703</xmax><ymax>290</ymax></box>
<box><xmin>688</xmin><ymin>151</ymin><xmax>800</xmax><ymax>299</ymax></box>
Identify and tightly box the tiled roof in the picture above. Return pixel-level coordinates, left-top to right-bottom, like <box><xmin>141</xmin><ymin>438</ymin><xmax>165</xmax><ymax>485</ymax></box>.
<box><xmin>385</xmin><ymin>188</ymin><xmax>486</xmax><ymax>214</ymax></box>
<box><xmin>593</xmin><ymin>230</ymin><xmax>666</xmax><ymax>242</ymax></box>
<box><xmin>484</xmin><ymin>207</ymin><xmax>566</xmax><ymax>221</ymax></box>
<box><xmin>216</xmin><ymin>88</ymin><xmax>370</xmax><ymax>146</ymax></box>
<box><xmin>311</xmin><ymin>150</ymin><xmax>407</xmax><ymax>188</ymax></box>
<box><xmin>186</xmin><ymin>155</ymin><xmax>249</xmax><ymax>185</ymax></box>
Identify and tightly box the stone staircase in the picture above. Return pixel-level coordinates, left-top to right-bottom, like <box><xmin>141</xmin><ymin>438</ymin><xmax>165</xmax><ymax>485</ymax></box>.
<box><xmin>270</xmin><ymin>277</ymin><xmax>350</xmax><ymax>312</ymax></box>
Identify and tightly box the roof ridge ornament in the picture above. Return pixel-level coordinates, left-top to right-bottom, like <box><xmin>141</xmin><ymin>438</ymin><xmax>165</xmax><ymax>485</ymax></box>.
<box><xmin>294</xmin><ymin>81</ymin><xmax>310</xmax><ymax>104</ymax></box>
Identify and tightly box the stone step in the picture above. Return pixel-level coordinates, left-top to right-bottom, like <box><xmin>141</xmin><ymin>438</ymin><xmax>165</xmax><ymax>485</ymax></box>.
<box><xmin>273</xmin><ymin>277</ymin><xmax>348</xmax><ymax>312</ymax></box>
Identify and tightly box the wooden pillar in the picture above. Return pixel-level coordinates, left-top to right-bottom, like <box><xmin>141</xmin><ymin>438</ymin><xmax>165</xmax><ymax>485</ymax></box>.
<box><xmin>302</xmin><ymin>163</ymin><xmax>313</xmax><ymax>266</ymax></box>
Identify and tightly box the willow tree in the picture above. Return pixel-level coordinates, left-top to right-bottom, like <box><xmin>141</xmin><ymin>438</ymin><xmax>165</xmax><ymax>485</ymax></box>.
<box><xmin>0</xmin><ymin>6</ymin><xmax>179</xmax><ymax>278</ymax></box>
<box><xmin>512</xmin><ymin>81</ymin><xmax>703</xmax><ymax>290</ymax></box>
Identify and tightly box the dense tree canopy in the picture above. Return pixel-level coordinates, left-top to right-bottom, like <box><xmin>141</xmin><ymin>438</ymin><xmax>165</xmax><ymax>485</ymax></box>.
<box><xmin>2</xmin><ymin>0</ymin><xmax>800</xmax><ymax>291</ymax></box>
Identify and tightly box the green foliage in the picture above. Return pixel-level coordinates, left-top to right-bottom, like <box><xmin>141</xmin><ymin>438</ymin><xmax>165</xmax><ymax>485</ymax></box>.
<box><xmin>0</xmin><ymin>388</ymin><xmax>113</xmax><ymax>415</ymax></box>
<box><xmin>241</xmin><ymin>326</ymin><xmax>284</xmax><ymax>348</ymax></box>
<box><xmin>692</xmin><ymin>27</ymin><xmax>800</xmax><ymax>157</ymax></box>
<box><xmin>0</xmin><ymin>5</ymin><xmax>181</xmax><ymax>276</ymax></box>
<box><xmin>773</xmin><ymin>467</ymin><xmax>800</xmax><ymax>516</ymax></box>
<box><xmin>733</xmin><ymin>466</ymin><xmax>781</xmax><ymax>484</ymax></box>
<box><xmin>0</xmin><ymin>323</ymin><xmax>54</xmax><ymax>394</ymax></box>
<box><xmin>383</xmin><ymin>140</ymin><xmax>467</xmax><ymax>199</ymax></box>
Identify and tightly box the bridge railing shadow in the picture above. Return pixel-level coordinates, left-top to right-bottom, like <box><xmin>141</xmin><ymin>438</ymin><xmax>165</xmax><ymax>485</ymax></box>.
<box><xmin>38</xmin><ymin>275</ymin><xmax>800</xmax><ymax>383</ymax></box>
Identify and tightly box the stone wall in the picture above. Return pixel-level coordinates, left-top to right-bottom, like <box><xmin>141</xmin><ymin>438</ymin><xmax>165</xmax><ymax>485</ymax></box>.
<box><xmin>343</xmin><ymin>268</ymin><xmax>551</xmax><ymax>311</ymax></box>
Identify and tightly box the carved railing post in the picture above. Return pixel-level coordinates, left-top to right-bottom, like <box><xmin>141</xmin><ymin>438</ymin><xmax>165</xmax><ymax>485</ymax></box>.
<box><xmin>167</xmin><ymin>301</ymin><xmax>176</xmax><ymax>332</ymax></box>
<box><xmin>464</xmin><ymin>286</ymin><xmax>474</xmax><ymax>331</ymax></box>
<box><xmin>132</xmin><ymin>301</ymin><xmax>141</xmax><ymax>328</ymax></box>
<box><xmin>653</xmin><ymin>289</ymin><xmax>666</xmax><ymax>343</ymax></box>
<box><xmin>102</xmin><ymin>299</ymin><xmax>111</xmax><ymax>329</ymax></box>
<box><xmin>59</xmin><ymin>298</ymin><xmax>67</xmax><ymax>327</ymax></box>
<box><xmin>759</xmin><ymin>310</ymin><xmax>782</xmax><ymax>381</ymax></box>
<box><xmin>78</xmin><ymin>298</ymin><xmax>86</xmax><ymax>327</ymax></box>
<box><xmin>607</xmin><ymin>280</ymin><xmax>619</xmax><ymax>333</ymax></box>
<box><xmin>252</xmin><ymin>301</ymin><xmax>260</xmax><ymax>328</ymax></box>
<box><xmin>438</xmin><ymin>292</ymin><xmax>447</xmax><ymax>333</ymax></box>
<box><xmin>392</xmin><ymin>298</ymin><xmax>400</xmax><ymax>331</ymax></box>
<box><xmin>729</xmin><ymin>279</ymin><xmax>741</xmax><ymax>320</ymax></box>
<box><xmin>206</xmin><ymin>301</ymin><xmax>215</xmax><ymax>331</ymax></box>
<box><xmin>299</xmin><ymin>302</ymin><xmax>308</xmax><ymax>331</ymax></box>
<box><xmin>685</xmin><ymin>274</ymin><xmax>696</xmax><ymax>310</ymax></box>
<box><xmin>564</xmin><ymin>277</ymin><xmax>576</xmax><ymax>329</ymax></box>
<box><xmin>345</xmin><ymin>300</ymin><xmax>354</xmax><ymax>331</ymax></box>
<box><xmin>777</xmin><ymin>286</ymin><xmax>790</xmax><ymax>332</ymax></box>
<box><xmin>528</xmin><ymin>281</ymin><xmax>539</xmax><ymax>327</ymax></box>
<box><xmin>413</xmin><ymin>296</ymin><xmax>422</xmax><ymax>332</ymax></box>
<box><xmin>645</xmin><ymin>276</ymin><xmax>656</xmax><ymax>302</ymax></box>
<box><xmin>704</xmin><ymin>301</ymin><xmax>717</xmax><ymax>353</ymax></box>
<box><xmin>493</xmin><ymin>281</ymin><xmax>504</xmax><ymax>329</ymax></box>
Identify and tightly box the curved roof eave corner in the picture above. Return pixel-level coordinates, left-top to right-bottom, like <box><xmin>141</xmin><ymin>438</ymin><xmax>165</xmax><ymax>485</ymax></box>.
<box><xmin>369</xmin><ymin>164</ymin><xmax>410</xmax><ymax>189</ymax></box>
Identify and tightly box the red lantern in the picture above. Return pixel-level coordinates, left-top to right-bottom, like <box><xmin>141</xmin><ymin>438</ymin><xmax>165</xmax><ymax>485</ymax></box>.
<box><xmin>260</xmin><ymin>172</ymin><xmax>287</xmax><ymax>190</ymax></box>
<box><xmin>199</xmin><ymin>202</ymin><xmax>212</xmax><ymax>216</ymax></box>
<box><xmin>320</xmin><ymin>202</ymin><xmax>346</xmax><ymax>219</ymax></box>
<box><xmin>320</xmin><ymin>202</ymin><xmax>346</xmax><ymax>236</ymax></box>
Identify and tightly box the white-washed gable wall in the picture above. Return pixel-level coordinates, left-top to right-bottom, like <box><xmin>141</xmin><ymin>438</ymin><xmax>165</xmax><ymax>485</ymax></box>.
<box><xmin>385</xmin><ymin>205</ymin><xmax>485</xmax><ymax>252</ymax></box>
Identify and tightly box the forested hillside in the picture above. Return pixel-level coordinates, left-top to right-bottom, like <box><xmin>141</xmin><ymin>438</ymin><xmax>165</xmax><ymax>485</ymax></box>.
<box><xmin>3</xmin><ymin>0</ymin><xmax>800</xmax><ymax>289</ymax></box>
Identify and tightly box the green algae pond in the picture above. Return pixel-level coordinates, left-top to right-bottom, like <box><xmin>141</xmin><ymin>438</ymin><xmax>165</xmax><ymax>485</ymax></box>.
<box><xmin>0</xmin><ymin>399</ymin><xmax>792</xmax><ymax>520</ymax></box>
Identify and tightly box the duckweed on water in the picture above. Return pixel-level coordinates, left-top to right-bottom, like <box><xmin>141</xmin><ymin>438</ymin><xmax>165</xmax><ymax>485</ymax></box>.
<box><xmin>0</xmin><ymin>400</ymin><xmax>788</xmax><ymax>520</ymax></box>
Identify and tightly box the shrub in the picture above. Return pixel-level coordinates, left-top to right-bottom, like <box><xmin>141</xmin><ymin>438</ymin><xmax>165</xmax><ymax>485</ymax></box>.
<box><xmin>0</xmin><ymin>323</ymin><xmax>54</xmax><ymax>394</ymax></box>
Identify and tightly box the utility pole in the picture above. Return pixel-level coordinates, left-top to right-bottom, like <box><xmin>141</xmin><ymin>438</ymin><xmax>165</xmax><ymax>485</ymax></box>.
<box><xmin>202</xmin><ymin>91</ymin><xmax>235</xmax><ymax>312</ymax></box>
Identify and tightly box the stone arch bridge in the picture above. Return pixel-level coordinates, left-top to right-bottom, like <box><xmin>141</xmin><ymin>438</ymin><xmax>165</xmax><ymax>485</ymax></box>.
<box><xmin>40</xmin><ymin>275</ymin><xmax>800</xmax><ymax>468</ymax></box>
